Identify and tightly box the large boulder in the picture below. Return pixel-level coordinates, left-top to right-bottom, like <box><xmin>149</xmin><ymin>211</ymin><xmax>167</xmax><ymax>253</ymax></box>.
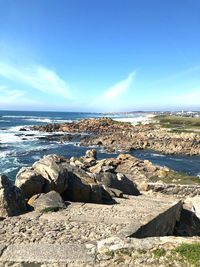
<box><xmin>28</xmin><ymin>191</ymin><xmax>66</xmax><ymax>212</ymax></box>
<box><xmin>98</xmin><ymin>172</ymin><xmax>140</xmax><ymax>196</ymax></box>
<box><xmin>15</xmin><ymin>167</ymin><xmax>45</xmax><ymax>199</ymax></box>
<box><xmin>64</xmin><ymin>171</ymin><xmax>91</xmax><ymax>202</ymax></box>
<box><xmin>33</xmin><ymin>155</ymin><xmax>69</xmax><ymax>194</ymax></box>
<box><xmin>62</xmin><ymin>166</ymin><xmax>102</xmax><ymax>203</ymax></box>
<box><xmin>16</xmin><ymin>155</ymin><xmax>69</xmax><ymax>198</ymax></box>
<box><xmin>0</xmin><ymin>175</ymin><xmax>26</xmax><ymax>217</ymax></box>
<box><xmin>185</xmin><ymin>196</ymin><xmax>200</xmax><ymax>220</ymax></box>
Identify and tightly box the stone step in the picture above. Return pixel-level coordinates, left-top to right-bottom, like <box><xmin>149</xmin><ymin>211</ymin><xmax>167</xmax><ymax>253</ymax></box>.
<box><xmin>0</xmin><ymin>195</ymin><xmax>182</xmax><ymax>265</ymax></box>
<box><xmin>0</xmin><ymin>243</ymin><xmax>95</xmax><ymax>266</ymax></box>
<box><xmin>39</xmin><ymin>195</ymin><xmax>182</xmax><ymax>238</ymax></box>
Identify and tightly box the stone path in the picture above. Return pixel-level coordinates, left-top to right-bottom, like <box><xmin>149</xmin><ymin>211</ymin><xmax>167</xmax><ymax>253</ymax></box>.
<box><xmin>0</xmin><ymin>195</ymin><xmax>182</xmax><ymax>265</ymax></box>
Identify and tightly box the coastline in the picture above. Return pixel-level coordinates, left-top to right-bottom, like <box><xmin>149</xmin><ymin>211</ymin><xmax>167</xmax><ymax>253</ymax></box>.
<box><xmin>1</xmin><ymin>115</ymin><xmax>200</xmax><ymax>266</ymax></box>
<box><xmin>1</xmin><ymin>112</ymin><xmax>200</xmax><ymax>180</ymax></box>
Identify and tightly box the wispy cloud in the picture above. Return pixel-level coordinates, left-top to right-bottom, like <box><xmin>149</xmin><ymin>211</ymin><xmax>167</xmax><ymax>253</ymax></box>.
<box><xmin>0</xmin><ymin>63</ymin><xmax>72</xmax><ymax>99</ymax></box>
<box><xmin>0</xmin><ymin>85</ymin><xmax>25</xmax><ymax>101</ymax></box>
<box><xmin>101</xmin><ymin>72</ymin><xmax>135</xmax><ymax>100</ymax></box>
<box><xmin>92</xmin><ymin>72</ymin><xmax>135</xmax><ymax>111</ymax></box>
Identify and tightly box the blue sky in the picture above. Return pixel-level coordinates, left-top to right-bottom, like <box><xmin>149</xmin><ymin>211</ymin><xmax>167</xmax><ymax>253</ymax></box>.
<box><xmin>0</xmin><ymin>0</ymin><xmax>200</xmax><ymax>112</ymax></box>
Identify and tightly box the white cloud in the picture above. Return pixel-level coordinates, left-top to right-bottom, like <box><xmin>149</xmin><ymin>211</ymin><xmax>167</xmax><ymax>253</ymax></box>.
<box><xmin>0</xmin><ymin>63</ymin><xmax>72</xmax><ymax>99</ymax></box>
<box><xmin>0</xmin><ymin>85</ymin><xmax>25</xmax><ymax>101</ymax></box>
<box><xmin>91</xmin><ymin>72</ymin><xmax>135</xmax><ymax>112</ymax></box>
<box><xmin>101</xmin><ymin>72</ymin><xmax>135</xmax><ymax>100</ymax></box>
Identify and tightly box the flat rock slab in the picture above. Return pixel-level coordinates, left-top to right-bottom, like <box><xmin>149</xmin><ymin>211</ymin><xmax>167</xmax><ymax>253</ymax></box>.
<box><xmin>40</xmin><ymin>195</ymin><xmax>182</xmax><ymax>238</ymax></box>
<box><xmin>0</xmin><ymin>195</ymin><xmax>182</xmax><ymax>265</ymax></box>
<box><xmin>0</xmin><ymin>243</ymin><xmax>95</xmax><ymax>265</ymax></box>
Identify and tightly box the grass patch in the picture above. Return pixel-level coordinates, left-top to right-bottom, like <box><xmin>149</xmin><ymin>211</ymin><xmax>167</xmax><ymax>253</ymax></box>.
<box><xmin>173</xmin><ymin>243</ymin><xmax>200</xmax><ymax>266</ymax></box>
<box><xmin>105</xmin><ymin>250</ymin><xmax>115</xmax><ymax>258</ymax></box>
<box><xmin>116</xmin><ymin>248</ymin><xmax>133</xmax><ymax>257</ymax></box>
<box><xmin>154</xmin><ymin>115</ymin><xmax>200</xmax><ymax>132</ymax></box>
<box><xmin>150</xmin><ymin>170</ymin><xmax>200</xmax><ymax>185</ymax></box>
<box><xmin>152</xmin><ymin>248</ymin><xmax>166</xmax><ymax>258</ymax></box>
<box><xmin>42</xmin><ymin>207</ymin><xmax>61</xmax><ymax>213</ymax></box>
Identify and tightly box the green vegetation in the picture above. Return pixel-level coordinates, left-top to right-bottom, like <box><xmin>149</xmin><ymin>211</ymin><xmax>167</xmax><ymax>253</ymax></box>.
<box><xmin>173</xmin><ymin>243</ymin><xmax>200</xmax><ymax>266</ymax></box>
<box><xmin>150</xmin><ymin>170</ymin><xmax>200</xmax><ymax>185</ymax></box>
<box><xmin>154</xmin><ymin>115</ymin><xmax>200</xmax><ymax>132</ymax></box>
<box><xmin>41</xmin><ymin>207</ymin><xmax>61</xmax><ymax>213</ymax></box>
<box><xmin>152</xmin><ymin>248</ymin><xmax>166</xmax><ymax>258</ymax></box>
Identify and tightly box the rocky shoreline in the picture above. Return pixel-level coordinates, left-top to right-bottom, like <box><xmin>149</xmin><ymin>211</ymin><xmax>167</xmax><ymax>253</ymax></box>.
<box><xmin>1</xmin><ymin>117</ymin><xmax>200</xmax><ymax>266</ymax></box>
<box><xmin>0</xmin><ymin>148</ymin><xmax>200</xmax><ymax>265</ymax></box>
<box><xmin>32</xmin><ymin>117</ymin><xmax>200</xmax><ymax>155</ymax></box>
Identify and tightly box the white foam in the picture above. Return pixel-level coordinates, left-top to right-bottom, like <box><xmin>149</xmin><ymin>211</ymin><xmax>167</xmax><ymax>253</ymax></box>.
<box><xmin>151</xmin><ymin>153</ymin><xmax>165</xmax><ymax>157</ymax></box>
<box><xmin>2</xmin><ymin>115</ymin><xmax>38</xmax><ymax>118</ymax></box>
<box><xmin>0</xmin><ymin>150</ymin><xmax>12</xmax><ymax>158</ymax></box>
<box><xmin>24</xmin><ymin>118</ymin><xmax>73</xmax><ymax>123</ymax></box>
<box><xmin>24</xmin><ymin>118</ymin><xmax>52</xmax><ymax>123</ymax></box>
<box><xmin>3</xmin><ymin>166</ymin><xmax>18</xmax><ymax>174</ymax></box>
<box><xmin>0</xmin><ymin>133</ymin><xmax>24</xmax><ymax>144</ymax></box>
<box><xmin>31</xmin><ymin>155</ymin><xmax>41</xmax><ymax>160</ymax></box>
<box><xmin>169</xmin><ymin>158</ymin><xmax>184</xmax><ymax>162</ymax></box>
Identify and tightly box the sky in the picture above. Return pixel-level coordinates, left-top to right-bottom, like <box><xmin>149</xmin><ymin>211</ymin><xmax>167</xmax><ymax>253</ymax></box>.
<box><xmin>0</xmin><ymin>0</ymin><xmax>200</xmax><ymax>112</ymax></box>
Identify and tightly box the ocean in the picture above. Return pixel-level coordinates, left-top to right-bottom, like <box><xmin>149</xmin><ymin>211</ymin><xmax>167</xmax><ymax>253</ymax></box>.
<box><xmin>0</xmin><ymin>110</ymin><xmax>199</xmax><ymax>181</ymax></box>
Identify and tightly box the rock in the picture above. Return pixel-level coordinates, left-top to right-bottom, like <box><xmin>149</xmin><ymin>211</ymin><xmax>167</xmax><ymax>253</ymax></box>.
<box><xmin>85</xmin><ymin>149</ymin><xmax>97</xmax><ymax>159</ymax></box>
<box><xmin>32</xmin><ymin>155</ymin><xmax>69</xmax><ymax>194</ymax></box>
<box><xmin>191</xmin><ymin>196</ymin><xmax>200</xmax><ymax>219</ymax></box>
<box><xmin>138</xmin><ymin>180</ymin><xmax>149</xmax><ymax>191</ymax></box>
<box><xmin>117</xmin><ymin>154</ymin><xmax>133</xmax><ymax>161</ymax></box>
<box><xmin>82</xmin><ymin>157</ymin><xmax>96</xmax><ymax>168</ymax></box>
<box><xmin>100</xmin><ymin>172</ymin><xmax>140</xmax><ymax>196</ymax></box>
<box><xmin>184</xmin><ymin>196</ymin><xmax>200</xmax><ymax>220</ymax></box>
<box><xmin>62</xmin><ymin>173</ymin><xmax>91</xmax><ymax>202</ymax></box>
<box><xmin>74</xmin><ymin>160</ymin><xmax>85</xmax><ymax>168</ymax></box>
<box><xmin>0</xmin><ymin>244</ymin><xmax>95</xmax><ymax>265</ymax></box>
<box><xmin>27</xmin><ymin>190</ymin><xmax>66</xmax><ymax>212</ymax></box>
<box><xmin>90</xmin><ymin>184</ymin><xmax>102</xmax><ymax>203</ymax></box>
<box><xmin>89</xmin><ymin>163</ymin><xmax>103</xmax><ymax>174</ymax></box>
<box><xmin>16</xmin><ymin>155</ymin><xmax>69</xmax><ymax>198</ymax></box>
<box><xmin>97</xmin><ymin>236</ymin><xmax>128</xmax><ymax>254</ymax></box>
<box><xmin>15</xmin><ymin>167</ymin><xmax>45</xmax><ymax>199</ymax></box>
<box><xmin>0</xmin><ymin>175</ymin><xmax>26</xmax><ymax>217</ymax></box>
<box><xmin>33</xmin><ymin>118</ymin><xmax>200</xmax><ymax>155</ymax></box>
<box><xmin>106</xmin><ymin>187</ymin><xmax>124</xmax><ymax>198</ymax></box>
<box><xmin>61</xmin><ymin>166</ymin><xmax>113</xmax><ymax>203</ymax></box>
<box><xmin>174</xmin><ymin>208</ymin><xmax>200</xmax><ymax>236</ymax></box>
<box><xmin>89</xmin><ymin>158</ymin><xmax>119</xmax><ymax>174</ymax></box>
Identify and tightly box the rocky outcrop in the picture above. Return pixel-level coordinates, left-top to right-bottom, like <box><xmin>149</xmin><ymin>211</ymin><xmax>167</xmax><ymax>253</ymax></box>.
<box><xmin>32</xmin><ymin>118</ymin><xmax>200</xmax><ymax>155</ymax></box>
<box><xmin>0</xmin><ymin>175</ymin><xmax>26</xmax><ymax>217</ymax></box>
<box><xmin>147</xmin><ymin>183</ymin><xmax>200</xmax><ymax>197</ymax></box>
<box><xmin>28</xmin><ymin>191</ymin><xmax>66</xmax><ymax>212</ymax></box>
<box><xmin>15</xmin><ymin>153</ymin><xmax>114</xmax><ymax>204</ymax></box>
<box><xmin>70</xmin><ymin>153</ymin><xmax>140</xmax><ymax>196</ymax></box>
<box><xmin>16</xmin><ymin>151</ymin><xmax>143</xmax><ymax>205</ymax></box>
